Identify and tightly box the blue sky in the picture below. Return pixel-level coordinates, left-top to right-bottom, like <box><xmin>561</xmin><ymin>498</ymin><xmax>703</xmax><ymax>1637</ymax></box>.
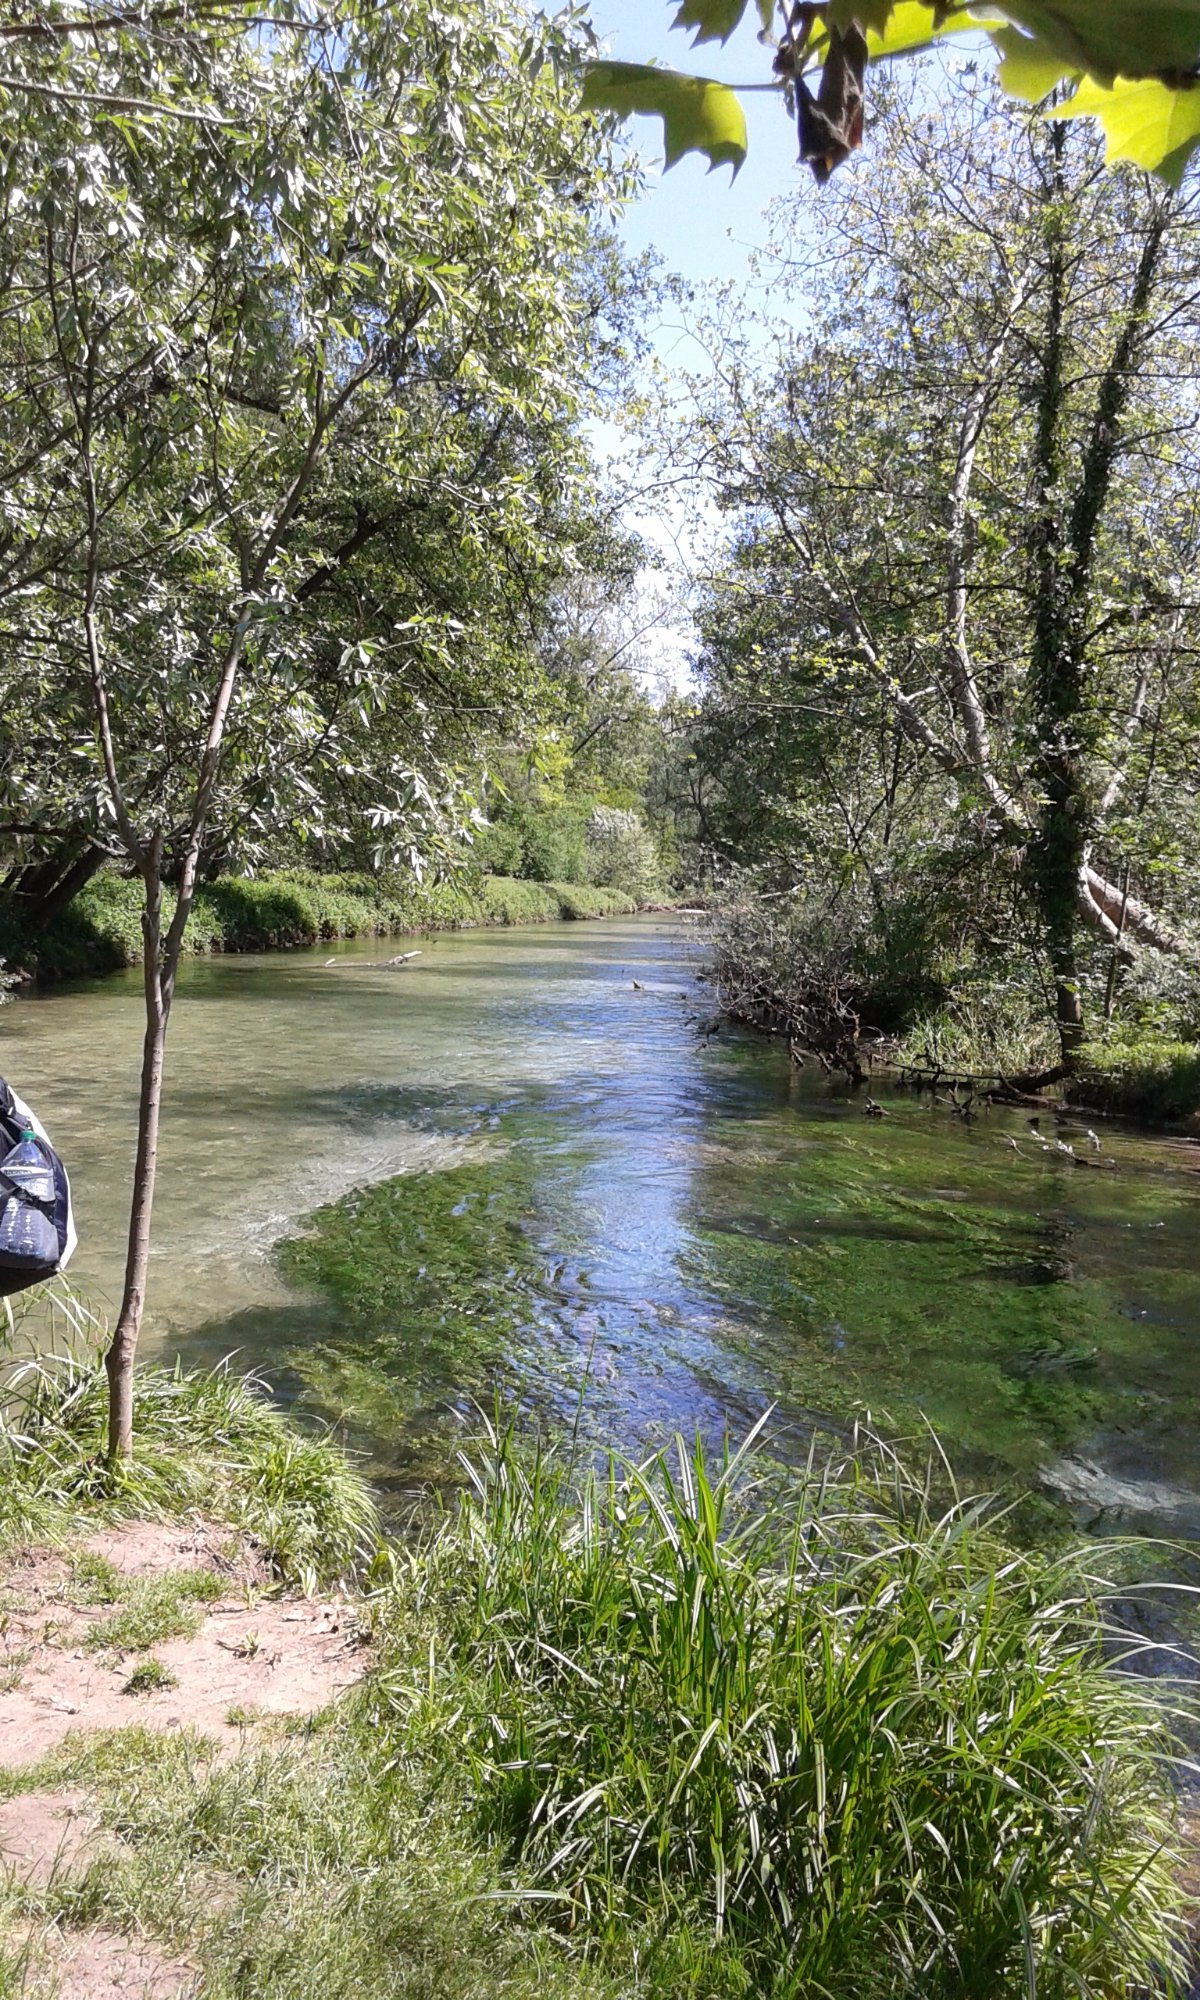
<box><xmin>578</xmin><ymin>7</ymin><xmax>993</xmax><ymax>688</ymax></box>
<box><xmin>587</xmin><ymin>0</ymin><xmax>804</xmax><ymax>290</ymax></box>
<box><xmin>581</xmin><ymin>0</ymin><xmax>811</xmax><ymax>685</ymax></box>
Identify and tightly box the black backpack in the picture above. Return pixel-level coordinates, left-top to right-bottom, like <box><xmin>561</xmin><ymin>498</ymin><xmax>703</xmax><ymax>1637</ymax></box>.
<box><xmin>0</xmin><ymin>1076</ymin><xmax>75</xmax><ymax>1295</ymax></box>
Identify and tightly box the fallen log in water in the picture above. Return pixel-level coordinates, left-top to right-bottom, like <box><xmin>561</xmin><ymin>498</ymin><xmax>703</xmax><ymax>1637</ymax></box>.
<box><xmin>324</xmin><ymin>949</ymin><xmax>423</xmax><ymax>970</ymax></box>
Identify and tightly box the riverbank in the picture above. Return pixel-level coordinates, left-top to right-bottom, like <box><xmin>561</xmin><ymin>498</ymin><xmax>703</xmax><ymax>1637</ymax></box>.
<box><xmin>10</xmin><ymin>915</ymin><xmax>1200</xmax><ymax>1539</ymax></box>
<box><xmin>0</xmin><ymin>869</ymin><xmax>645</xmax><ymax>983</ymax></box>
<box><xmin>0</xmin><ymin>1352</ymin><xmax>1193</xmax><ymax>1999</ymax></box>
<box><xmin>707</xmin><ymin>896</ymin><xmax>1200</xmax><ymax>1126</ymax></box>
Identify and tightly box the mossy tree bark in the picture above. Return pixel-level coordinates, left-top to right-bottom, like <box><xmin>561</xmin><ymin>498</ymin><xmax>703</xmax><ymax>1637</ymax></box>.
<box><xmin>1026</xmin><ymin>124</ymin><xmax>1171</xmax><ymax>1066</ymax></box>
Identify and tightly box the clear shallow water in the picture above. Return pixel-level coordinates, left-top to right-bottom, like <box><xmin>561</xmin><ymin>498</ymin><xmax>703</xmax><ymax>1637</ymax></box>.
<box><xmin>4</xmin><ymin>915</ymin><xmax>1200</xmax><ymax>1531</ymax></box>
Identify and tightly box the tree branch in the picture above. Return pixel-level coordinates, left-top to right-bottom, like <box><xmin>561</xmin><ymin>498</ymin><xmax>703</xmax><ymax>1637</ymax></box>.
<box><xmin>943</xmin><ymin>262</ymin><xmax>1032</xmax><ymax>775</ymax></box>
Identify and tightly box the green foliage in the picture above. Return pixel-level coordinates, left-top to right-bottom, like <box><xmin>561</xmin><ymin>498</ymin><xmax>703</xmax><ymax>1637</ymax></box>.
<box><xmin>474</xmin><ymin>876</ymin><xmax>564</xmax><ymax>923</ymax></box>
<box><xmin>856</xmin><ymin>4</ymin><xmax>983</xmax><ymax>56</ymax></box>
<box><xmin>583</xmin><ymin>806</ymin><xmax>663</xmax><ymax>901</ymax></box>
<box><xmin>378</xmin><ymin>1421</ymin><xmax>1190</xmax><ymax>1995</ymax></box>
<box><xmin>511</xmin><ymin>804</ymin><xmax>590</xmax><ymax>885</ymax></box>
<box><xmin>122</xmin><ymin>1657</ymin><xmax>179</xmax><ymax>1695</ymax></box>
<box><xmin>472</xmin><ymin>815</ymin><xmax>526</xmax><ymax>879</ymax></box>
<box><xmin>983</xmin><ymin>1</ymin><xmax>1200</xmax><ymax>81</ymax></box>
<box><xmin>581</xmin><ymin>61</ymin><xmax>747</xmax><ymax>175</ymax></box>
<box><xmin>589</xmin><ymin>1</ymin><xmax>1200</xmax><ymax>185</ymax></box>
<box><xmin>473</xmin><ymin>767</ymin><xmax>603</xmax><ymax>887</ymax></box>
<box><xmin>0</xmin><ymin>1350</ymin><xmax>379</xmax><ymax>1589</ymax></box>
<box><xmin>683</xmin><ymin>72</ymin><xmax>1200</xmax><ymax>1060</ymax></box>
<box><xmin>477</xmin><ymin>778</ymin><xmax>669</xmax><ymax>897</ymax></box>
<box><xmin>1075</xmin><ymin>1034</ymin><xmax>1200</xmax><ymax>1122</ymax></box>
<box><xmin>1055</xmin><ymin>72</ymin><xmax>1200</xmax><ymax>186</ymax></box>
<box><xmin>0</xmin><ymin>872</ymin><xmax>147</xmax><ymax>977</ymax></box>
<box><xmin>0</xmin><ymin>0</ymin><xmax>632</xmax><ymax>921</ymax></box>
<box><xmin>671</xmin><ymin>0</ymin><xmax>774</xmax><ymax>49</ymax></box>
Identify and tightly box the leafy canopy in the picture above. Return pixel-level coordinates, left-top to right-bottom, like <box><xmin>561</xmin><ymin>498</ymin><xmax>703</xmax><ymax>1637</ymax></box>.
<box><xmin>583</xmin><ymin>2</ymin><xmax>1200</xmax><ymax>187</ymax></box>
<box><xmin>0</xmin><ymin>0</ymin><xmax>626</xmax><ymax>886</ymax></box>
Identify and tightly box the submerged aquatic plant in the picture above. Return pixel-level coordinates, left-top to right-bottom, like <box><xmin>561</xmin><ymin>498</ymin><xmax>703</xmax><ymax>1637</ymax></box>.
<box><xmin>378</xmin><ymin>1417</ymin><xmax>1193</xmax><ymax>1998</ymax></box>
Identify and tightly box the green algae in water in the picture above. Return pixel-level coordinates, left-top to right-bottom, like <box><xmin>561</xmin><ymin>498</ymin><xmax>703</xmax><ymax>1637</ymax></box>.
<box><xmin>276</xmin><ymin>1154</ymin><xmax>575</xmax><ymax>1459</ymax></box>
<box><xmin>272</xmin><ymin>1073</ymin><xmax>1200</xmax><ymax>1538</ymax></box>
<box><xmin>683</xmin><ymin>1122</ymin><xmax>1200</xmax><ymax>1499</ymax></box>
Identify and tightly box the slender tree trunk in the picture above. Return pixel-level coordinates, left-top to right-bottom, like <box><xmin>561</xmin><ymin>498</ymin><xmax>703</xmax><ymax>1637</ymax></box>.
<box><xmin>1050</xmin><ymin>947</ymin><xmax>1085</xmax><ymax>1057</ymax></box>
<box><xmin>104</xmin><ymin>848</ymin><xmax>167</xmax><ymax>1459</ymax></box>
<box><xmin>1025</xmin><ymin>122</ymin><xmax>1087</xmax><ymax>1068</ymax></box>
<box><xmin>86</xmin><ymin>352</ymin><xmax>353</xmax><ymax>1459</ymax></box>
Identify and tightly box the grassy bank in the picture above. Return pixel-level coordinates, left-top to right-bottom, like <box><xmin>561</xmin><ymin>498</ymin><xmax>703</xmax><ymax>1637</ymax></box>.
<box><xmin>1067</xmin><ymin>1032</ymin><xmax>1200</xmax><ymax>1123</ymax></box>
<box><xmin>0</xmin><ymin>869</ymin><xmax>642</xmax><ymax>982</ymax></box>
<box><xmin>0</xmin><ymin>1351</ymin><xmax>1193</xmax><ymax>1998</ymax></box>
<box><xmin>0</xmin><ymin>1346</ymin><xmax>378</xmax><ymax>1588</ymax></box>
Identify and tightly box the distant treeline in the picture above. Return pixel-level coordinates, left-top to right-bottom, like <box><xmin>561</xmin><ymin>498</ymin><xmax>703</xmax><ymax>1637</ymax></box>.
<box><xmin>0</xmin><ymin>870</ymin><xmax>642</xmax><ymax>983</ymax></box>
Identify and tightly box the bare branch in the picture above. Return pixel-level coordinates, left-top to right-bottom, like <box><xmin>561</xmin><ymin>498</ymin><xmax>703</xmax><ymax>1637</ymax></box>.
<box><xmin>0</xmin><ymin>75</ymin><xmax>237</xmax><ymax>124</ymax></box>
<box><xmin>943</xmin><ymin>262</ymin><xmax>1033</xmax><ymax>774</ymax></box>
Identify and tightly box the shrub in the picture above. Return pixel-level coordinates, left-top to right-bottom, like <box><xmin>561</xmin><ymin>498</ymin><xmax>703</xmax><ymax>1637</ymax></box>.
<box><xmin>475</xmin><ymin>878</ymin><xmax>562</xmax><ymax>925</ymax></box>
<box><xmin>896</xmin><ymin>987</ymin><xmax>1060</xmax><ymax>1080</ymax></box>
<box><xmin>474</xmin><ymin>794</ymin><xmax>592</xmax><ymax>885</ymax></box>
<box><xmin>551</xmin><ymin>883</ymin><xmax>634</xmax><ymax>919</ymax></box>
<box><xmin>583</xmin><ymin>806</ymin><xmax>660</xmax><ymax>901</ymax></box>
<box><xmin>9</xmin><ymin>871</ymin><xmax>149</xmax><ymax>978</ymax></box>
<box><xmin>473</xmin><ymin>815</ymin><xmax>525</xmax><ymax>878</ymax></box>
<box><xmin>202</xmin><ymin>875</ymin><xmax>325</xmax><ymax>948</ymax></box>
<box><xmin>123</xmin><ymin>1657</ymin><xmax>179</xmax><ymax>1694</ymax></box>
<box><xmin>711</xmin><ymin>877</ymin><xmax>953</xmax><ymax>1059</ymax></box>
<box><xmin>379</xmin><ymin>1422</ymin><xmax>1190</xmax><ymax>1997</ymax></box>
<box><xmin>522</xmin><ymin>807</ymin><xmax>590</xmax><ymax>885</ymax></box>
<box><xmin>1104</xmin><ymin>948</ymin><xmax>1200</xmax><ymax>1041</ymax></box>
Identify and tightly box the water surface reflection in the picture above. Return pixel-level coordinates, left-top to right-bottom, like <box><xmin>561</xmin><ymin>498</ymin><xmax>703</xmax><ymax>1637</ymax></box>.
<box><xmin>4</xmin><ymin>917</ymin><xmax>1200</xmax><ymax>1532</ymax></box>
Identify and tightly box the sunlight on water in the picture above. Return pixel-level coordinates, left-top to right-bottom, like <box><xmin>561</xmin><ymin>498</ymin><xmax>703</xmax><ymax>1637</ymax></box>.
<box><xmin>5</xmin><ymin>915</ymin><xmax>1200</xmax><ymax>1532</ymax></box>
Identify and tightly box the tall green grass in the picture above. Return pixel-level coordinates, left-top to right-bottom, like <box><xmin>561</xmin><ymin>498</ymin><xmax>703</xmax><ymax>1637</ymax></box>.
<box><xmin>377</xmin><ymin>1418</ymin><xmax>1192</xmax><ymax>1998</ymax></box>
<box><xmin>1074</xmin><ymin>1032</ymin><xmax>1200</xmax><ymax>1122</ymax></box>
<box><xmin>0</xmin><ymin>1339</ymin><xmax>379</xmax><ymax>1588</ymax></box>
<box><xmin>0</xmin><ymin>1356</ymin><xmax>1194</xmax><ymax>1995</ymax></box>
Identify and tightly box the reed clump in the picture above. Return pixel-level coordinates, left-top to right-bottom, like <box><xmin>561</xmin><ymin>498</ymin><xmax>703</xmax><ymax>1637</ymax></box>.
<box><xmin>376</xmin><ymin>1419</ymin><xmax>1192</xmax><ymax>1998</ymax></box>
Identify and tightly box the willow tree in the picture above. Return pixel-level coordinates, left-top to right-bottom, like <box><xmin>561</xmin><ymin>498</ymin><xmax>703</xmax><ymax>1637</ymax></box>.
<box><xmin>0</xmin><ymin>0</ymin><xmax>623</xmax><ymax>1455</ymax></box>
<box><xmin>675</xmin><ymin>74</ymin><xmax>1200</xmax><ymax>1061</ymax></box>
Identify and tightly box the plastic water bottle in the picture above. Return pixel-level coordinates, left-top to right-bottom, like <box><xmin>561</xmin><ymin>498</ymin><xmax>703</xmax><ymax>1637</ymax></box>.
<box><xmin>0</xmin><ymin>1128</ymin><xmax>57</xmax><ymax>1265</ymax></box>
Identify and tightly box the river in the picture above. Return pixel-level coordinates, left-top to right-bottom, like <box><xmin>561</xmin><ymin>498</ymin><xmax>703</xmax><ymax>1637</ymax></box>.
<box><xmin>4</xmin><ymin>913</ymin><xmax>1200</xmax><ymax>1534</ymax></box>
